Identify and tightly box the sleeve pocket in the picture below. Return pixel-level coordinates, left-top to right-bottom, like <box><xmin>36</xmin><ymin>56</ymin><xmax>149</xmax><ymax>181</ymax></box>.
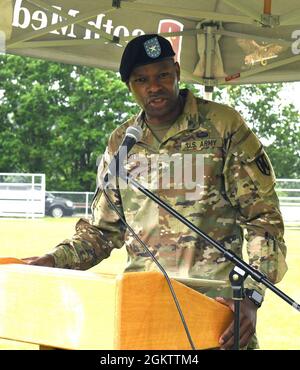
<box><xmin>261</xmin><ymin>237</ymin><xmax>288</xmax><ymax>283</ymax></box>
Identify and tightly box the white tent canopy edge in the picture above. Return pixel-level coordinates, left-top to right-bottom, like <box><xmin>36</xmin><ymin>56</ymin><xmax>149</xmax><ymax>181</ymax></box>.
<box><xmin>0</xmin><ymin>0</ymin><xmax>300</xmax><ymax>87</ymax></box>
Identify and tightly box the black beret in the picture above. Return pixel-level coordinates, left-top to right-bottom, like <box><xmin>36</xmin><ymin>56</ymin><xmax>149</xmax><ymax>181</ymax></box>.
<box><xmin>119</xmin><ymin>34</ymin><xmax>175</xmax><ymax>82</ymax></box>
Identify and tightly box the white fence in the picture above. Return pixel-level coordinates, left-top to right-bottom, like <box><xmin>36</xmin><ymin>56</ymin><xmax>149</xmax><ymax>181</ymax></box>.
<box><xmin>49</xmin><ymin>191</ymin><xmax>94</xmax><ymax>218</ymax></box>
<box><xmin>0</xmin><ymin>173</ymin><xmax>45</xmax><ymax>218</ymax></box>
<box><xmin>51</xmin><ymin>179</ymin><xmax>300</xmax><ymax>223</ymax></box>
<box><xmin>0</xmin><ymin>176</ymin><xmax>299</xmax><ymax>222</ymax></box>
<box><xmin>276</xmin><ymin>179</ymin><xmax>300</xmax><ymax>223</ymax></box>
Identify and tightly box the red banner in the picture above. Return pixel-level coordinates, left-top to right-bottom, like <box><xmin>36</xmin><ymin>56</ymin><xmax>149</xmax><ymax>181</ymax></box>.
<box><xmin>158</xmin><ymin>19</ymin><xmax>184</xmax><ymax>64</ymax></box>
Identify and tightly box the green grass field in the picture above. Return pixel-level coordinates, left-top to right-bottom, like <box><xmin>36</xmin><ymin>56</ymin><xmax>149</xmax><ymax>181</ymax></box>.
<box><xmin>0</xmin><ymin>217</ymin><xmax>299</xmax><ymax>350</ymax></box>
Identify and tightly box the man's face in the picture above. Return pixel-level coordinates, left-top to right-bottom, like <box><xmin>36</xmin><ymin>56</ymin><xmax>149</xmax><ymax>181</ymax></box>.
<box><xmin>127</xmin><ymin>59</ymin><xmax>180</xmax><ymax>123</ymax></box>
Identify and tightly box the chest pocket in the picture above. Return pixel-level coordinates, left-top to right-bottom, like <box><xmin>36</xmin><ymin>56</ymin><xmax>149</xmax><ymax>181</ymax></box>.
<box><xmin>180</xmin><ymin>137</ymin><xmax>224</xmax><ymax>181</ymax></box>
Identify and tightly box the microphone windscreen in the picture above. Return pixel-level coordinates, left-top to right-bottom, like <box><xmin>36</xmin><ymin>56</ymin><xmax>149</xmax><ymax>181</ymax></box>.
<box><xmin>126</xmin><ymin>126</ymin><xmax>143</xmax><ymax>142</ymax></box>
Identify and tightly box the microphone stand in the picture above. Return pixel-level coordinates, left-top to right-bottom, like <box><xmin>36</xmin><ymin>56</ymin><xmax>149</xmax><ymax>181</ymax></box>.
<box><xmin>113</xmin><ymin>168</ymin><xmax>300</xmax><ymax>350</ymax></box>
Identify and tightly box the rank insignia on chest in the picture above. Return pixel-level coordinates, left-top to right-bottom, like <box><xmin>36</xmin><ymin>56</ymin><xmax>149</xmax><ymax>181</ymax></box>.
<box><xmin>144</xmin><ymin>37</ymin><xmax>162</xmax><ymax>58</ymax></box>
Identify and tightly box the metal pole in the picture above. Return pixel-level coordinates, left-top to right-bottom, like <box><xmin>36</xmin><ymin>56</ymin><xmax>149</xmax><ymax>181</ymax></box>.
<box><xmin>264</xmin><ymin>0</ymin><xmax>272</xmax><ymax>15</ymax></box>
<box><xmin>85</xmin><ymin>192</ymin><xmax>89</xmax><ymax>218</ymax></box>
<box><xmin>121</xmin><ymin>172</ymin><xmax>300</xmax><ymax>312</ymax></box>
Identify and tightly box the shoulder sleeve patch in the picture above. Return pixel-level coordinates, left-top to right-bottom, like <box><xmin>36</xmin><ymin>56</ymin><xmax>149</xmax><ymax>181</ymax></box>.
<box><xmin>255</xmin><ymin>153</ymin><xmax>272</xmax><ymax>176</ymax></box>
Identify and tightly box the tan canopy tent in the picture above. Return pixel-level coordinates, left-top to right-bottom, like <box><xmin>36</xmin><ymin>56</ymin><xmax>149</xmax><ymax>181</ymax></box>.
<box><xmin>1</xmin><ymin>0</ymin><xmax>300</xmax><ymax>89</ymax></box>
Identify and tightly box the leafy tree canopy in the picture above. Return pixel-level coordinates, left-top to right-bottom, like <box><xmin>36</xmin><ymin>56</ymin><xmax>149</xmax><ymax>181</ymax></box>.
<box><xmin>0</xmin><ymin>55</ymin><xmax>139</xmax><ymax>191</ymax></box>
<box><xmin>0</xmin><ymin>56</ymin><xmax>299</xmax><ymax>192</ymax></box>
<box><xmin>214</xmin><ymin>84</ymin><xmax>300</xmax><ymax>179</ymax></box>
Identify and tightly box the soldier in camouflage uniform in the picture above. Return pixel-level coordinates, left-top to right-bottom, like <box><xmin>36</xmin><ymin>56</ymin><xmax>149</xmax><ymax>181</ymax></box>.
<box><xmin>25</xmin><ymin>34</ymin><xmax>287</xmax><ymax>350</ymax></box>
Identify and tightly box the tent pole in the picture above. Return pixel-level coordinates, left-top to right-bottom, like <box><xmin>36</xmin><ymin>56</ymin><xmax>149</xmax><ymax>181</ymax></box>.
<box><xmin>204</xmin><ymin>88</ymin><xmax>213</xmax><ymax>101</ymax></box>
<box><xmin>261</xmin><ymin>0</ymin><xmax>279</xmax><ymax>27</ymax></box>
<box><xmin>264</xmin><ymin>0</ymin><xmax>272</xmax><ymax>15</ymax></box>
<box><xmin>203</xmin><ymin>25</ymin><xmax>216</xmax><ymax>101</ymax></box>
<box><xmin>204</xmin><ymin>26</ymin><xmax>214</xmax><ymax>83</ymax></box>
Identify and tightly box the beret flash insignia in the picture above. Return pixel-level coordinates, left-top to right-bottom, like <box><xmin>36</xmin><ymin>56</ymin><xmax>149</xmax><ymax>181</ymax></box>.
<box><xmin>144</xmin><ymin>37</ymin><xmax>162</xmax><ymax>58</ymax></box>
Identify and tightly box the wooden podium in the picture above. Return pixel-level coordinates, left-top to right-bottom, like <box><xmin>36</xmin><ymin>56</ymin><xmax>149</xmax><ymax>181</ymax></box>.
<box><xmin>0</xmin><ymin>264</ymin><xmax>233</xmax><ymax>350</ymax></box>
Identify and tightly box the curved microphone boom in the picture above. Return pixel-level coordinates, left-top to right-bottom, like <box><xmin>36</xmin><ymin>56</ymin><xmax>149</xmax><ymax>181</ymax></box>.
<box><xmin>104</xmin><ymin>125</ymin><xmax>143</xmax><ymax>184</ymax></box>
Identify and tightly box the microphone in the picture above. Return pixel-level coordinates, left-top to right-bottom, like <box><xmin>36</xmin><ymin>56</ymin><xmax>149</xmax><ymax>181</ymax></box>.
<box><xmin>103</xmin><ymin>125</ymin><xmax>143</xmax><ymax>185</ymax></box>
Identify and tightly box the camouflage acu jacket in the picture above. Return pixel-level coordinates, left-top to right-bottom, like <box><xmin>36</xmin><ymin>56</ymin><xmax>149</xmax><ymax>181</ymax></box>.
<box><xmin>48</xmin><ymin>89</ymin><xmax>287</xmax><ymax>298</ymax></box>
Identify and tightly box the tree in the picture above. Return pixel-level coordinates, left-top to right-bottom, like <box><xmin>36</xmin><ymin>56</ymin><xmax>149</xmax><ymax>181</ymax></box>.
<box><xmin>1</xmin><ymin>55</ymin><xmax>299</xmax><ymax>192</ymax></box>
<box><xmin>0</xmin><ymin>55</ymin><xmax>139</xmax><ymax>191</ymax></box>
<box><xmin>213</xmin><ymin>84</ymin><xmax>300</xmax><ymax>179</ymax></box>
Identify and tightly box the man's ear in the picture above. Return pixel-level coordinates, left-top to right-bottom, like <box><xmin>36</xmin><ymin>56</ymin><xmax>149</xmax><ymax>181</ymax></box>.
<box><xmin>126</xmin><ymin>81</ymin><xmax>131</xmax><ymax>92</ymax></box>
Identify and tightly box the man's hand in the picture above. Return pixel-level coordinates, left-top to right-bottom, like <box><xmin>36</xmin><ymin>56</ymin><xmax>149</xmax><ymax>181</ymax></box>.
<box><xmin>216</xmin><ymin>296</ymin><xmax>258</xmax><ymax>350</ymax></box>
<box><xmin>21</xmin><ymin>255</ymin><xmax>55</xmax><ymax>267</ymax></box>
